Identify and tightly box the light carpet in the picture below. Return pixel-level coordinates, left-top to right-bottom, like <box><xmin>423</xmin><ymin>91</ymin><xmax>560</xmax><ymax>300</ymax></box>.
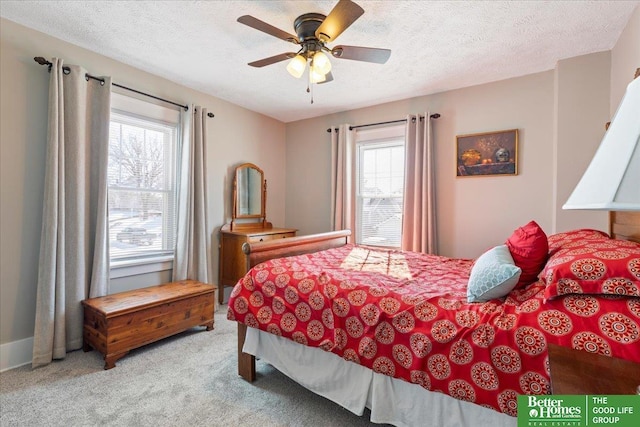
<box><xmin>0</xmin><ymin>308</ymin><xmax>382</xmax><ymax>426</ymax></box>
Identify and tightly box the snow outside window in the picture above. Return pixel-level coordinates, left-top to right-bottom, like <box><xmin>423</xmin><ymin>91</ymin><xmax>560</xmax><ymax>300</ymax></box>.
<box><xmin>107</xmin><ymin>94</ymin><xmax>179</xmax><ymax>264</ymax></box>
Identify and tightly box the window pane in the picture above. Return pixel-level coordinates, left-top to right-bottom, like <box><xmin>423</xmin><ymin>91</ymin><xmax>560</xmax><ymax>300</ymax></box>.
<box><xmin>359</xmin><ymin>196</ymin><xmax>403</xmax><ymax>247</ymax></box>
<box><xmin>357</xmin><ymin>141</ymin><xmax>405</xmax><ymax>248</ymax></box>
<box><xmin>108</xmin><ymin>111</ymin><xmax>177</xmax><ymax>262</ymax></box>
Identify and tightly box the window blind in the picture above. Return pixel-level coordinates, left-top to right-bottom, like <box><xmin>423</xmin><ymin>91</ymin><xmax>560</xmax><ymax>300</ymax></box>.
<box><xmin>356</xmin><ymin>140</ymin><xmax>405</xmax><ymax>248</ymax></box>
<box><xmin>108</xmin><ymin>94</ymin><xmax>180</xmax><ymax>262</ymax></box>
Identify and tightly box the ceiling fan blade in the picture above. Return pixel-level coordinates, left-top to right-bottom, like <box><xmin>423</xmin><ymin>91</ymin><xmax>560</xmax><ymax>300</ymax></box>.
<box><xmin>317</xmin><ymin>71</ymin><xmax>334</xmax><ymax>84</ymax></box>
<box><xmin>315</xmin><ymin>0</ymin><xmax>364</xmax><ymax>43</ymax></box>
<box><xmin>331</xmin><ymin>45</ymin><xmax>391</xmax><ymax>64</ymax></box>
<box><xmin>248</xmin><ymin>53</ymin><xmax>296</xmax><ymax>68</ymax></box>
<box><xmin>238</xmin><ymin>15</ymin><xmax>299</xmax><ymax>44</ymax></box>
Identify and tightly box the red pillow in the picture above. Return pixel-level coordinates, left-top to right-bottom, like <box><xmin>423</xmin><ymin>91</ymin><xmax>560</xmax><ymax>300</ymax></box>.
<box><xmin>505</xmin><ymin>221</ymin><xmax>548</xmax><ymax>289</ymax></box>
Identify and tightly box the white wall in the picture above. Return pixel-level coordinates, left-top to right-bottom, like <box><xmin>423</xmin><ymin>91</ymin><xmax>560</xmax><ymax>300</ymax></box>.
<box><xmin>0</xmin><ymin>18</ymin><xmax>287</xmax><ymax>367</ymax></box>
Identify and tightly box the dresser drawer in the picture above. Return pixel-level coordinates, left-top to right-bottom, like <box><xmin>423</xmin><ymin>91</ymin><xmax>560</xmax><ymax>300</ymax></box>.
<box><xmin>248</xmin><ymin>231</ymin><xmax>296</xmax><ymax>243</ymax></box>
<box><xmin>219</xmin><ymin>225</ymin><xmax>297</xmax><ymax>304</ymax></box>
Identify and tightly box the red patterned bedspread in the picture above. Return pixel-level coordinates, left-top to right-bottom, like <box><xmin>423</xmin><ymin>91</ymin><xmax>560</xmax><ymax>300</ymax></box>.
<box><xmin>227</xmin><ymin>244</ymin><xmax>640</xmax><ymax>415</ymax></box>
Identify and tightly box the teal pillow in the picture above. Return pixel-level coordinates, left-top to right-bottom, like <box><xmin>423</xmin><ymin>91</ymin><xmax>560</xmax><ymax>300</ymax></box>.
<box><xmin>467</xmin><ymin>245</ymin><xmax>522</xmax><ymax>303</ymax></box>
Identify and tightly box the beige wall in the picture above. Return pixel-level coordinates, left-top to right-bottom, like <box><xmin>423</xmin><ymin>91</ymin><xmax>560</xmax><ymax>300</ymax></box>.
<box><xmin>0</xmin><ymin>19</ymin><xmax>287</xmax><ymax>349</ymax></box>
<box><xmin>611</xmin><ymin>5</ymin><xmax>640</xmax><ymax>113</ymax></box>
<box><xmin>552</xmin><ymin>52</ymin><xmax>610</xmax><ymax>233</ymax></box>
<box><xmin>284</xmin><ymin>12</ymin><xmax>639</xmax><ymax>259</ymax></box>
<box><xmin>285</xmin><ymin>72</ymin><xmax>555</xmax><ymax>259</ymax></box>
<box><xmin>428</xmin><ymin>73</ymin><xmax>556</xmax><ymax>258</ymax></box>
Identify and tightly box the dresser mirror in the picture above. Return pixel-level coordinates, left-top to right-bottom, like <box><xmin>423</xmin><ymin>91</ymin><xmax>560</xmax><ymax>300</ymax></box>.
<box><xmin>232</xmin><ymin>163</ymin><xmax>266</xmax><ymax>229</ymax></box>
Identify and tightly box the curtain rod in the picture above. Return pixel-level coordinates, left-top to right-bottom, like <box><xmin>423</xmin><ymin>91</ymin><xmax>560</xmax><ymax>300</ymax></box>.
<box><xmin>34</xmin><ymin>57</ymin><xmax>214</xmax><ymax>118</ymax></box>
<box><xmin>326</xmin><ymin>113</ymin><xmax>440</xmax><ymax>133</ymax></box>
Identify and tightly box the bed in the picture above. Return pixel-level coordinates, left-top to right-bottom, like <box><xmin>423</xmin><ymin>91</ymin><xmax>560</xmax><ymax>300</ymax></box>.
<box><xmin>227</xmin><ymin>213</ymin><xmax>640</xmax><ymax>426</ymax></box>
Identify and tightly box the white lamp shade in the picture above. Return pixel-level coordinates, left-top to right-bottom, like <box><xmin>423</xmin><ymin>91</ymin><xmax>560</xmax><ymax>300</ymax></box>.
<box><xmin>286</xmin><ymin>55</ymin><xmax>306</xmax><ymax>79</ymax></box>
<box><xmin>563</xmin><ymin>77</ymin><xmax>640</xmax><ymax>211</ymax></box>
<box><xmin>312</xmin><ymin>51</ymin><xmax>332</xmax><ymax>75</ymax></box>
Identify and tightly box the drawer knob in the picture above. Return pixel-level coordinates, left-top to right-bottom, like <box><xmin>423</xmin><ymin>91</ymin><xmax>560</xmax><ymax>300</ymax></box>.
<box><xmin>259</xmin><ymin>238</ymin><xmax>264</xmax><ymax>242</ymax></box>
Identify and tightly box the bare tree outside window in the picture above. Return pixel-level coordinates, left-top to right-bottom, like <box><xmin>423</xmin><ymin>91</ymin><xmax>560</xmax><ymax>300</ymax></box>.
<box><xmin>108</xmin><ymin>112</ymin><xmax>177</xmax><ymax>261</ymax></box>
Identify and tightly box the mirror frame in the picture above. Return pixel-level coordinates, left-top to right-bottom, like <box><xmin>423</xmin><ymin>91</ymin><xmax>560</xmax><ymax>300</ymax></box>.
<box><xmin>231</xmin><ymin>163</ymin><xmax>267</xmax><ymax>229</ymax></box>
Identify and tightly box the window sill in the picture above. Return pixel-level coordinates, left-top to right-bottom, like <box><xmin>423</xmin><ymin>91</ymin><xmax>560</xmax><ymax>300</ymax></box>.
<box><xmin>110</xmin><ymin>256</ymin><xmax>173</xmax><ymax>279</ymax></box>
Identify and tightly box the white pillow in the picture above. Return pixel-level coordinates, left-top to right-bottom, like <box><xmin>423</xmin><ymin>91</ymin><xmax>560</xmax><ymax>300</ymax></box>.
<box><xmin>467</xmin><ymin>245</ymin><xmax>522</xmax><ymax>303</ymax></box>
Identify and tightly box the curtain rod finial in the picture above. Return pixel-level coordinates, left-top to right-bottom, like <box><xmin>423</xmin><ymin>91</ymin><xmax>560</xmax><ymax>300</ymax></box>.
<box><xmin>34</xmin><ymin>56</ymin><xmax>50</xmax><ymax>66</ymax></box>
<box><xmin>34</xmin><ymin>56</ymin><xmax>53</xmax><ymax>72</ymax></box>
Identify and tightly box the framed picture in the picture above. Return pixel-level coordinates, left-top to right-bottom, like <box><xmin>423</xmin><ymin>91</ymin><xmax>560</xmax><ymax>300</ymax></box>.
<box><xmin>456</xmin><ymin>129</ymin><xmax>518</xmax><ymax>177</ymax></box>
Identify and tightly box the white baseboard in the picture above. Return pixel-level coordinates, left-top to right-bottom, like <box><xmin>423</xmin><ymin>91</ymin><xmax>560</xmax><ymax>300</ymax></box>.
<box><xmin>0</xmin><ymin>336</ymin><xmax>33</xmax><ymax>372</ymax></box>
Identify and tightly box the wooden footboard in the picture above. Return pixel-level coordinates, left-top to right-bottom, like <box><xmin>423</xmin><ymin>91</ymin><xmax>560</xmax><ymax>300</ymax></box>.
<box><xmin>236</xmin><ymin>230</ymin><xmax>351</xmax><ymax>382</ymax></box>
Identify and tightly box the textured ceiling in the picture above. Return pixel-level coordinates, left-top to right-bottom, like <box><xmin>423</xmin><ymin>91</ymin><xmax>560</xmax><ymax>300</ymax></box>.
<box><xmin>1</xmin><ymin>1</ymin><xmax>638</xmax><ymax>122</ymax></box>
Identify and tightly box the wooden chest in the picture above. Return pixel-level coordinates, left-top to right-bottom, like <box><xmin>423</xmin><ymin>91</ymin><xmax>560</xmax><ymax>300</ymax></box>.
<box><xmin>82</xmin><ymin>280</ymin><xmax>215</xmax><ymax>369</ymax></box>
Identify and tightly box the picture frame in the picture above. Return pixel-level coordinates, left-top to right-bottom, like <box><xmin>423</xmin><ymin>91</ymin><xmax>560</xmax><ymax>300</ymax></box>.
<box><xmin>456</xmin><ymin>129</ymin><xmax>518</xmax><ymax>177</ymax></box>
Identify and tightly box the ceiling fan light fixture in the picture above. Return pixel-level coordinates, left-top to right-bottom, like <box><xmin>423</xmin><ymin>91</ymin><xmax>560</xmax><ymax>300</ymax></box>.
<box><xmin>239</xmin><ymin>0</ymin><xmax>391</xmax><ymax>96</ymax></box>
<box><xmin>310</xmin><ymin>67</ymin><xmax>327</xmax><ymax>83</ymax></box>
<box><xmin>312</xmin><ymin>51</ymin><xmax>332</xmax><ymax>75</ymax></box>
<box><xmin>286</xmin><ymin>54</ymin><xmax>306</xmax><ymax>78</ymax></box>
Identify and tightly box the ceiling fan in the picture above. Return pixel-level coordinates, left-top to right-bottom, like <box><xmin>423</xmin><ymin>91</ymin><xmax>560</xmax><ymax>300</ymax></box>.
<box><xmin>238</xmin><ymin>0</ymin><xmax>391</xmax><ymax>90</ymax></box>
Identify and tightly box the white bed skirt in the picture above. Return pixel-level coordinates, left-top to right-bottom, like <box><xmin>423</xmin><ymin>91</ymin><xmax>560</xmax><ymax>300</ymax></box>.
<box><xmin>244</xmin><ymin>328</ymin><xmax>516</xmax><ymax>427</ymax></box>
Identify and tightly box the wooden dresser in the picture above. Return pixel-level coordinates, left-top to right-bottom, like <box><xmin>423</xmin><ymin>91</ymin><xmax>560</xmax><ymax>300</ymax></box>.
<box><xmin>219</xmin><ymin>223</ymin><xmax>296</xmax><ymax>303</ymax></box>
<box><xmin>221</xmin><ymin>163</ymin><xmax>296</xmax><ymax>303</ymax></box>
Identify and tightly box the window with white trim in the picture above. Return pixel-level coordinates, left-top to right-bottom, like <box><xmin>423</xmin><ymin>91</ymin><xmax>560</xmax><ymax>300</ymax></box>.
<box><xmin>355</xmin><ymin>125</ymin><xmax>405</xmax><ymax>248</ymax></box>
<box><xmin>108</xmin><ymin>93</ymin><xmax>180</xmax><ymax>263</ymax></box>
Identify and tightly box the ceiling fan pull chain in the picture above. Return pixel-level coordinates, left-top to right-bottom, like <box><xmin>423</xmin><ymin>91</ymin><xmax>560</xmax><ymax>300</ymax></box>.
<box><xmin>307</xmin><ymin>66</ymin><xmax>314</xmax><ymax>104</ymax></box>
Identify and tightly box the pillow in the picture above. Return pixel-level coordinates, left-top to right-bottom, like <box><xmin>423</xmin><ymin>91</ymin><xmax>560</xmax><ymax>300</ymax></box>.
<box><xmin>505</xmin><ymin>221</ymin><xmax>548</xmax><ymax>289</ymax></box>
<box><xmin>542</xmin><ymin>238</ymin><xmax>640</xmax><ymax>301</ymax></box>
<box><xmin>467</xmin><ymin>245</ymin><xmax>522</xmax><ymax>303</ymax></box>
<box><xmin>547</xmin><ymin>229</ymin><xmax>609</xmax><ymax>253</ymax></box>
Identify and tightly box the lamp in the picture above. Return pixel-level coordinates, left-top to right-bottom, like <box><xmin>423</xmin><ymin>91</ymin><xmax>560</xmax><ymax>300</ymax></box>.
<box><xmin>286</xmin><ymin>54</ymin><xmax>307</xmax><ymax>79</ymax></box>
<box><xmin>563</xmin><ymin>75</ymin><xmax>640</xmax><ymax>211</ymax></box>
<box><xmin>310</xmin><ymin>67</ymin><xmax>327</xmax><ymax>83</ymax></box>
<box><xmin>286</xmin><ymin>50</ymin><xmax>332</xmax><ymax>81</ymax></box>
<box><xmin>312</xmin><ymin>51</ymin><xmax>332</xmax><ymax>75</ymax></box>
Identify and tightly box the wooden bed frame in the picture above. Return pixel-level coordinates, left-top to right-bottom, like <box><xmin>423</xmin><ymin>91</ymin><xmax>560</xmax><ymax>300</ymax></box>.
<box><xmin>236</xmin><ymin>229</ymin><xmax>351</xmax><ymax>381</ymax></box>
<box><xmin>235</xmin><ymin>213</ymin><xmax>640</xmax><ymax>382</ymax></box>
<box><xmin>610</xmin><ymin>211</ymin><xmax>640</xmax><ymax>242</ymax></box>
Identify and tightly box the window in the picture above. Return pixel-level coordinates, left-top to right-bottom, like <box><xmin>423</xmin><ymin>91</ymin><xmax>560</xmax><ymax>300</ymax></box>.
<box><xmin>355</xmin><ymin>126</ymin><xmax>405</xmax><ymax>248</ymax></box>
<box><xmin>108</xmin><ymin>93</ymin><xmax>180</xmax><ymax>264</ymax></box>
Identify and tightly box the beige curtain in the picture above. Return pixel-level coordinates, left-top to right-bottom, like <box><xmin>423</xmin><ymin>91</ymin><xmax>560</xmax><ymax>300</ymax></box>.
<box><xmin>33</xmin><ymin>59</ymin><xmax>111</xmax><ymax>368</ymax></box>
<box><xmin>330</xmin><ymin>124</ymin><xmax>356</xmax><ymax>240</ymax></box>
<box><xmin>173</xmin><ymin>106</ymin><xmax>210</xmax><ymax>285</ymax></box>
<box><xmin>401</xmin><ymin>113</ymin><xmax>437</xmax><ymax>253</ymax></box>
